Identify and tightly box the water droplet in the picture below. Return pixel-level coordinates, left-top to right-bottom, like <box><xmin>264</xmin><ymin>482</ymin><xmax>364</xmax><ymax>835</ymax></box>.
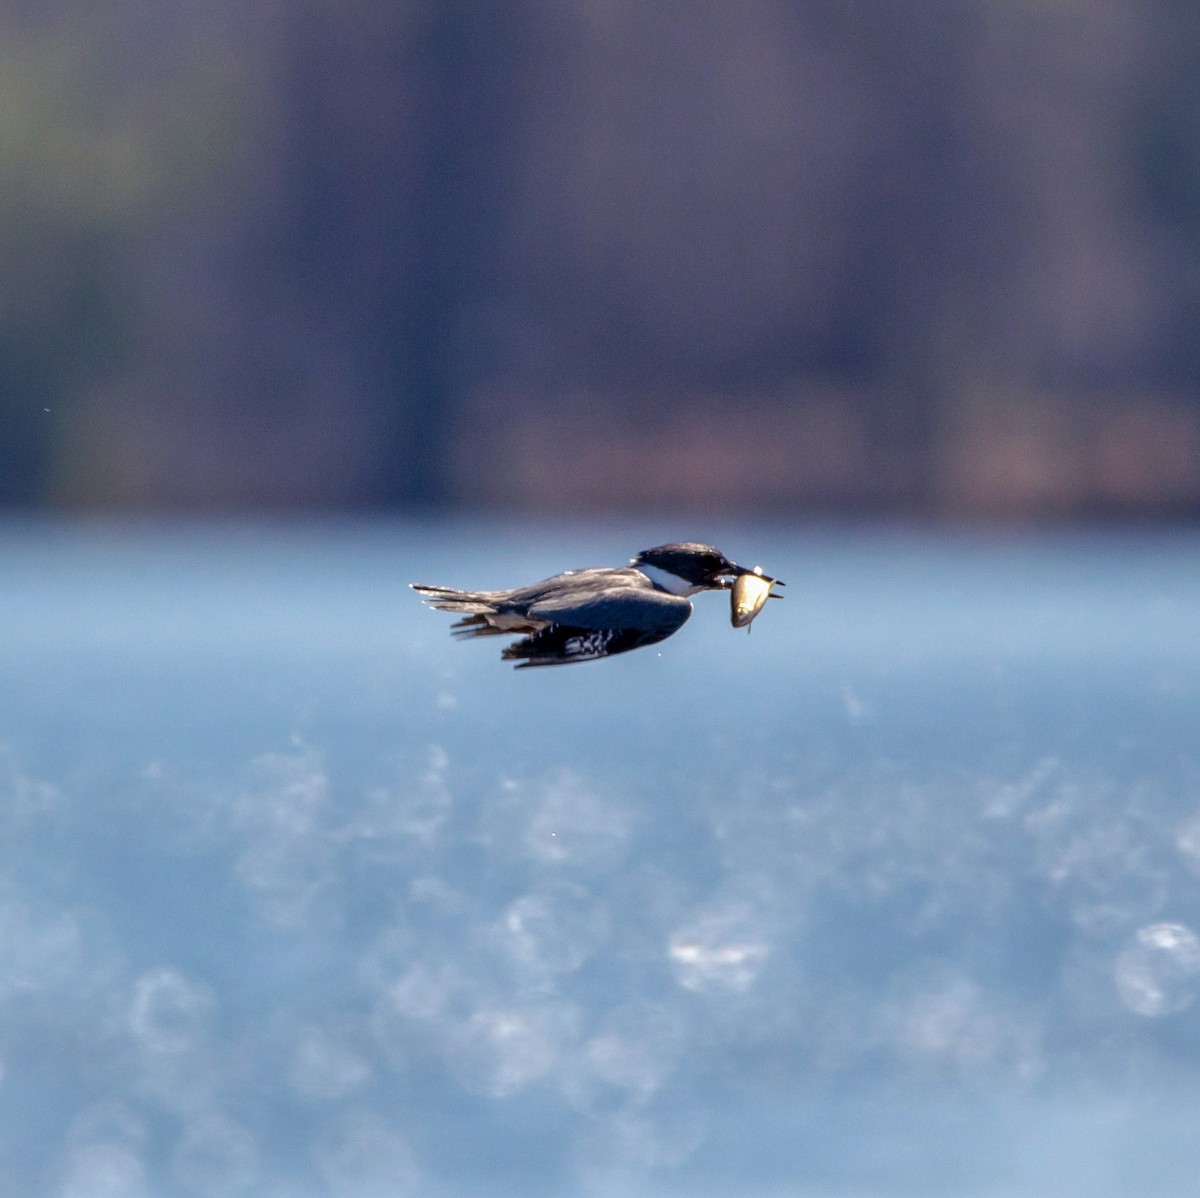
<box><xmin>1115</xmin><ymin>922</ymin><xmax>1200</xmax><ymax>1017</ymax></box>
<box><xmin>668</xmin><ymin>903</ymin><xmax>770</xmax><ymax>993</ymax></box>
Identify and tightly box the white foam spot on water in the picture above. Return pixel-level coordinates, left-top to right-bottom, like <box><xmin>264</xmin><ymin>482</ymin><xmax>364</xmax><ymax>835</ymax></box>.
<box><xmin>500</xmin><ymin>882</ymin><xmax>610</xmax><ymax>975</ymax></box>
<box><xmin>668</xmin><ymin>903</ymin><xmax>771</xmax><ymax>993</ymax></box>
<box><xmin>313</xmin><ymin>1110</ymin><xmax>420</xmax><ymax>1197</ymax></box>
<box><xmin>1114</xmin><ymin>922</ymin><xmax>1200</xmax><ymax>1017</ymax></box>
<box><xmin>448</xmin><ymin>1003</ymin><xmax>580</xmax><ymax>1098</ymax></box>
<box><xmin>128</xmin><ymin>967</ymin><xmax>215</xmax><ymax>1055</ymax></box>
<box><xmin>169</xmin><ymin>1114</ymin><xmax>257</xmax><ymax>1197</ymax></box>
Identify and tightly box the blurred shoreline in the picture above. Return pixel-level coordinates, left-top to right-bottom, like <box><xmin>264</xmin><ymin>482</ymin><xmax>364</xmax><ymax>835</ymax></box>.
<box><xmin>4</xmin><ymin>3</ymin><xmax>1199</xmax><ymax>522</ymax></box>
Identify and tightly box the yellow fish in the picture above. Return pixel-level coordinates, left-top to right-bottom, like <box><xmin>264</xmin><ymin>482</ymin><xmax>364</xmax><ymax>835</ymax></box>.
<box><xmin>730</xmin><ymin>566</ymin><xmax>782</xmax><ymax>630</ymax></box>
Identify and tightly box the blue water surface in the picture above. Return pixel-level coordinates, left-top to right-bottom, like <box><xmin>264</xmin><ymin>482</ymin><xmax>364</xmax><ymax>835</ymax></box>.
<box><xmin>2</xmin><ymin>518</ymin><xmax>1199</xmax><ymax>1197</ymax></box>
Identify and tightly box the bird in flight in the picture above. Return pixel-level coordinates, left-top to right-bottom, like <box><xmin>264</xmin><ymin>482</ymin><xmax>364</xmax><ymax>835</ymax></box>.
<box><xmin>411</xmin><ymin>542</ymin><xmax>783</xmax><ymax>668</ymax></box>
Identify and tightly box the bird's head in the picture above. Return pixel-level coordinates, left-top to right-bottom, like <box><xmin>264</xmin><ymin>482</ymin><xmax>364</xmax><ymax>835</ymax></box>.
<box><xmin>632</xmin><ymin>543</ymin><xmax>779</xmax><ymax>596</ymax></box>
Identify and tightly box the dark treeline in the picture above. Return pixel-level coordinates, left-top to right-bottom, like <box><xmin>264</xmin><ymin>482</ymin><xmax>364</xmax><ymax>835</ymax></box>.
<box><xmin>3</xmin><ymin>1</ymin><xmax>1199</xmax><ymax>517</ymax></box>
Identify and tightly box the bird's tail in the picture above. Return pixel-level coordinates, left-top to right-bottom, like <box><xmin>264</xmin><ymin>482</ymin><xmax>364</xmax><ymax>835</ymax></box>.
<box><xmin>409</xmin><ymin>583</ymin><xmax>500</xmax><ymax>615</ymax></box>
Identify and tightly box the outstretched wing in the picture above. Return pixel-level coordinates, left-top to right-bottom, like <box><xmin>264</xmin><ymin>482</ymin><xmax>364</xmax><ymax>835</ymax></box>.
<box><xmin>502</xmin><ymin>589</ymin><xmax>692</xmax><ymax>668</ymax></box>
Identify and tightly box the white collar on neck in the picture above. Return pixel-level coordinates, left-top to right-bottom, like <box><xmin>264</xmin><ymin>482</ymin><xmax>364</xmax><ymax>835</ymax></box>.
<box><xmin>638</xmin><ymin>563</ymin><xmax>700</xmax><ymax>596</ymax></box>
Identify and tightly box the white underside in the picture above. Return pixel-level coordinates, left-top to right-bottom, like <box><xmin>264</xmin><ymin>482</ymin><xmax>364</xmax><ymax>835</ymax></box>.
<box><xmin>638</xmin><ymin>564</ymin><xmax>702</xmax><ymax>596</ymax></box>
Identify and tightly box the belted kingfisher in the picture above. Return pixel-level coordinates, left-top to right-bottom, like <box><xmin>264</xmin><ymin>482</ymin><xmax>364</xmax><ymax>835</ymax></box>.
<box><xmin>412</xmin><ymin>543</ymin><xmax>783</xmax><ymax>668</ymax></box>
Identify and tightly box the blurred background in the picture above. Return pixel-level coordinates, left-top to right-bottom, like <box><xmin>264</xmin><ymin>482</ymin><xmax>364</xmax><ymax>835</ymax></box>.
<box><xmin>6</xmin><ymin>7</ymin><xmax>1200</xmax><ymax>1196</ymax></box>
<box><xmin>5</xmin><ymin>0</ymin><xmax>1199</xmax><ymax>521</ymax></box>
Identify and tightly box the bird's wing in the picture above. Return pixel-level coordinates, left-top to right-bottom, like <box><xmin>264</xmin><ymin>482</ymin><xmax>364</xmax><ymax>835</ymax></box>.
<box><xmin>525</xmin><ymin>586</ymin><xmax>692</xmax><ymax>636</ymax></box>
<box><xmin>498</xmin><ymin>588</ymin><xmax>690</xmax><ymax>668</ymax></box>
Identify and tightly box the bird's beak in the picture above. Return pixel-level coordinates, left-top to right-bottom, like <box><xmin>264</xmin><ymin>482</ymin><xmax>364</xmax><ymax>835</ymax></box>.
<box><xmin>714</xmin><ymin>562</ymin><xmax>786</xmax><ymax>591</ymax></box>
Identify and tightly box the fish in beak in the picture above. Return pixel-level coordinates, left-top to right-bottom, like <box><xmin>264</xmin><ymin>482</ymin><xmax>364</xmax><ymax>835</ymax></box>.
<box><xmin>729</xmin><ymin>565</ymin><xmax>784</xmax><ymax>630</ymax></box>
